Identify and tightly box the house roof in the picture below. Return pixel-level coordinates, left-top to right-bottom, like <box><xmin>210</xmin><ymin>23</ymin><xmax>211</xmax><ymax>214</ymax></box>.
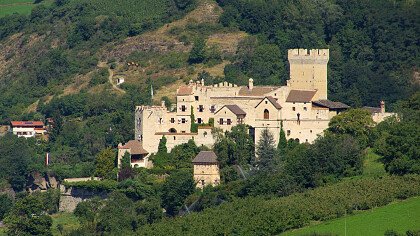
<box><xmin>11</xmin><ymin>121</ymin><xmax>44</xmax><ymax>127</ymax></box>
<box><xmin>363</xmin><ymin>106</ymin><xmax>382</xmax><ymax>113</ymax></box>
<box><xmin>118</xmin><ymin>140</ymin><xmax>149</xmax><ymax>155</ymax></box>
<box><xmin>177</xmin><ymin>86</ymin><xmax>193</xmax><ymax>95</ymax></box>
<box><xmin>238</xmin><ymin>86</ymin><xmax>278</xmax><ymax>96</ymax></box>
<box><xmin>192</xmin><ymin>151</ymin><xmax>218</xmax><ymax>164</ymax></box>
<box><xmin>255</xmin><ymin>96</ymin><xmax>282</xmax><ymax>109</ymax></box>
<box><xmin>312</xmin><ymin>100</ymin><xmax>349</xmax><ymax>109</ymax></box>
<box><xmin>286</xmin><ymin>90</ymin><xmax>317</xmax><ymax>103</ymax></box>
<box><xmin>216</xmin><ymin>105</ymin><xmax>246</xmax><ymax>116</ymax></box>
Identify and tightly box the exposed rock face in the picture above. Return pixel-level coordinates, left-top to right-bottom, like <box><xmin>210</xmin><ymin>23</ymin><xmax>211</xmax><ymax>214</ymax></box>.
<box><xmin>27</xmin><ymin>172</ymin><xmax>58</xmax><ymax>192</ymax></box>
<box><xmin>59</xmin><ymin>187</ymin><xmax>108</xmax><ymax>212</ymax></box>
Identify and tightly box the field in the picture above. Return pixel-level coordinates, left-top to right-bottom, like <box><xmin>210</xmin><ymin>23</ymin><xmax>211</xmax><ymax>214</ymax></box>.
<box><xmin>0</xmin><ymin>0</ymin><xmax>52</xmax><ymax>17</ymax></box>
<box><xmin>282</xmin><ymin>196</ymin><xmax>420</xmax><ymax>236</ymax></box>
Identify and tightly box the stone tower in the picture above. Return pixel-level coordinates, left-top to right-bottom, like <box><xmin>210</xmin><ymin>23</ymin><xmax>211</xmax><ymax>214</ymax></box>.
<box><xmin>287</xmin><ymin>49</ymin><xmax>329</xmax><ymax>100</ymax></box>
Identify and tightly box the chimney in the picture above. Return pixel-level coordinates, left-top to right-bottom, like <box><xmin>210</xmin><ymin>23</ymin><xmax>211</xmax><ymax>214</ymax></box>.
<box><xmin>248</xmin><ymin>78</ymin><xmax>254</xmax><ymax>91</ymax></box>
<box><xmin>380</xmin><ymin>100</ymin><xmax>385</xmax><ymax>113</ymax></box>
<box><xmin>161</xmin><ymin>100</ymin><xmax>166</xmax><ymax>108</ymax></box>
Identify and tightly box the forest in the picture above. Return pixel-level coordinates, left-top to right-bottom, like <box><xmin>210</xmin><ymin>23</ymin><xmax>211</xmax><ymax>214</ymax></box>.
<box><xmin>0</xmin><ymin>0</ymin><xmax>419</xmax><ymax>235</ymax></box>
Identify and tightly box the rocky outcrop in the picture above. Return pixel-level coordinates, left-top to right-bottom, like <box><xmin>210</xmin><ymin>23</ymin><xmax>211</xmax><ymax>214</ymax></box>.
<box><xmin>26</xmin><ymin>172</ymin><xmax>58</xmax><ymax>192</ymax></box>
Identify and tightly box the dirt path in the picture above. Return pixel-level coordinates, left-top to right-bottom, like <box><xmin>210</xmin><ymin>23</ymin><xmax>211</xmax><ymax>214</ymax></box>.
<box><xmin>98</xmin><ymin>62</ymin><xmax>126</xmax><ymax>94</ymax></box>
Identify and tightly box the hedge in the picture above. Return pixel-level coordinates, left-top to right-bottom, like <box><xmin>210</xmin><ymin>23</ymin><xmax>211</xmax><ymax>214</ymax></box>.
<box><xmin>138</xmin><ymin>175</ymin><xmax>420</xmax><ymax>236</ymax></box>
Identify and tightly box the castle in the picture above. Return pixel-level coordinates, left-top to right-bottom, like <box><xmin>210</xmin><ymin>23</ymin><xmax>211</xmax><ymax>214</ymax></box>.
<box><xmin>130</xmin><ymin>49</ymin><xmax>393</xmax><ymax>168</ymax></box>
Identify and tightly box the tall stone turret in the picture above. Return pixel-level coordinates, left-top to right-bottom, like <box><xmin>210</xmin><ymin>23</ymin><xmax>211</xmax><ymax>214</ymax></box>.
<box><xmin>287</xmin><ymin>49</ymin><xmax>329</xmax><ymax>100</ymax></box>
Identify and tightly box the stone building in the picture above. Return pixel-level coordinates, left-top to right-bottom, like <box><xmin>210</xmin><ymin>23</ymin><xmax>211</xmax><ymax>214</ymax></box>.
<box><xmin>192</xmin><ymin>151</ymin><xmax>220</xmax><ymax>188</ymax></box>
<box><xmin>364</xmin><ymin>101</ymin><xmax>395</xmax><ymax>123</ymax></box>
<box><xmin>134</xmin><ymin>48</ymin><xmax>393</xmax><ymax>163</ymax></box>
<box><xmin>10</xmin><ymin>121</ymin><xmax>47</xmax><ymax>139</ymax></box>
<box><xmin>117</xmin><ymin>140</ymin><xmax>150</xmax><ymax>168</ymax></box>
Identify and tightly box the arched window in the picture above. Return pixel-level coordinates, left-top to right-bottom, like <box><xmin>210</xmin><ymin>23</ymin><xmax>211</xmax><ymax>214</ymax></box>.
<box><xmin>264</xmin><ymin>109</ymin><xmax>269</xmax><ymax>119</ymax></box>
<box><xmin>169</xmin><ymin>128</ymin><xmax>177</xmax><ymax>133</ymax></box>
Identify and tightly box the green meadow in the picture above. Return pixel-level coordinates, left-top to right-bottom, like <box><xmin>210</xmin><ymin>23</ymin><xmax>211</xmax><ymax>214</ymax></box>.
<box><xmin>282</xmin><ymin>196</ymin><xmax>420</xmax><ymax>236</ymax></box>
<box><xmin>0</xmin><ymin>0</ymin><xmax>52</xmax><ymax>17</ymax></box>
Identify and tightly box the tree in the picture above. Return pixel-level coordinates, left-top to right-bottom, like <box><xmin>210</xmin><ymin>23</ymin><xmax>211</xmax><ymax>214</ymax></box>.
<box><xmin>0</xmin><ymin>134</ymin><xmax>37</xmax><ymax>191</ymax></box>
<box><xmin>228</xmin><ymin>124</ymin><xmax>254</xmax><ymax>166</ymax></box>
<box><xmin>96</xmin><ymin>192</ymin><xmax>137</xmax><ymax>234</ymax></box>
<box><xmin>376</xmin><ymin>121</ymin><xmax>420</xmax><ymax>175</ymax></box>
<box><xmin>174</xmin><ymin>0</ymin><xmax>194</xmax><ymax>10</ymax></box>
<box><xmin>135</xmin><ymin>198</ymin><xmax>163</xmax><ymax>226</ymax></box>
<box><xmin>328</xmin><ymin>108</ymin><xmax>375</xmax><ymax>148</ymax></box>
<box><xmin>161</xmin><ymin>170</ymin><xmax>195</xmax><ymax>216</ymax></box>
<box><xmin>0</xmin><ymin>194</ymin><xmax>13</xmax><ymax>220</ymax></box>
<box><xmin>95</xmin><ymin>148</ymin><xmax>115</xmax><ymax>179</ymax></box>
<box><xmin>4</xmin><ymin>195</ymin><xmax>53</xmax><ymax>236</ymax></box>
<box><xmin>277</xmin><ymin>124</ymin><xmax>287</xmax><ymax>157</ymax></box>
<box><xmin>255</xmin><ymin>129</ymin><xmax>276</xmax><ymax>170</ymax></box>
<box><xmin>171</xmin><ymin>139</ymin><xmax>199</xmax><ymax>169</ymax></box>
<box><xmin>188</xmin><ymin>37</ymin><xmax>206</xmax><ymax>64</ymax></box>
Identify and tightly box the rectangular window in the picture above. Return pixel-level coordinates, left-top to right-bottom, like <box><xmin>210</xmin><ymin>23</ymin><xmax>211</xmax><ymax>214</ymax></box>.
<box><xmin>195</xmin><ymin>96</ymin><xmax>199</xmax><ymax>101</ymax></box>
<box><xmin>210</xmin><ymin>105</ymin><xmax>216</xmax><ymax>113</ymax></box>
<box><xmin>171</xmin><ymin>118</ymin><xmax>175</xmax><ymax>123</ymax></box>
<box><xmin>197</xmin><ymin>118</ymin><xmax>202</xmax><ymax>124</ymax></box>
<box><xmin>198</xmin><ymin>105</ymin><xmax>204</xmax><ymax>112</ymax></box>
<box><xmin>292</xmin><ymin>107</ymin><xmax>296</xmax><ymax>111</ymax></box>
<box><xmin>181</xmin><ymin>118</ymin><xmax>186</xmax><ymax>123</ymax></box>
<box><xmin>181</xmin><ymin>131</ymin><xmax>186</xmax><ymax>133</ymax></box>
<box><xmin>219</xmin><ymin>118</ymin><xmax>224</xmax><ymax>125</ymax></box>
<box><xmin>181</xmin><ymin>105</ymin><xmax>186</xmax><ymax>112</ymax></box>
<box><xmin>287</xmin><ymin>130</ymin><xmax>291</xmax><ymax>136</ymax></box>
<box><xmin>304</xmin><ymin>107</ymin><xmax>307</xmax><ymax>111</ymax></box>
<box><xmin>227</xmin><ymin>119</ymin><xmax>232</xmax><ymax>125</ymax></box>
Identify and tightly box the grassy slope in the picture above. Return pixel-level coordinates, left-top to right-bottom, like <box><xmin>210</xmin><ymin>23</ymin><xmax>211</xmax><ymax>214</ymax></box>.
<box><xmin>51</xmin><ymin>212</ymin><xmax>80</xmax><ymax>236</ymax></box>
<box><xmin>0</xmin><ymin>0</ymin><xmax>52</xmax><ymax>17</ymax></box>
<box><xmin>282</xmin><ymin>196</ymin><xmax>420</xmax><ymax>236</ymax></box>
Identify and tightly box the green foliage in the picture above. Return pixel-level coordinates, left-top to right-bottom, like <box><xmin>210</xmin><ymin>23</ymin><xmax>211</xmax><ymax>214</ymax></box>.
<box><xmin>64</xmin><ymin>180</ymin><xmax>118</xmax><ymax>191</ymax></box>
<box><xmin>74</xmin><ymin>197</ymin><xmax>102</xmax><ymax>224</ymax></box>
<box><xmin>4</xmin><ymin>194</ymin><xmax>53</xmax><ymax>236</ymax></box>
<box><xmin>218</xmin><ymin>0</ymin><xmax>420</xmax><ymax>106</ymax></box>
<box><xmin>135</xmin><ymin>198</ymin><xmax>163</xmax><ymax>226</ymax></box>
<box><xmin>0</xmin><ymin>194</ymin><xmax>13</xmax><ymax>220</ymax></box>
<box><xmin>277</xmin><ymin>125</ymin><xmax>287</xmax><ymax>157</ymax></box>
<box><xmin>188</xmin><ymin>37</ymin><xmax>206</xmax><ymax>64</ymax></box>
<box><xmin>161</xmin><ymin>170</ymin><xmax>195</xmax><ymax>216</ymax></box>
<box><xmin>139</xmin><ymin>175</ymin><xmax>420</xmax><ymax>235</ymax></box>
<box><xmin>89</xmin><ymin>68</ymin><xmax>109</xmax><ymax>87</ymax></box>
<box><xmin>375</xmin><ymin>121</ymin><xmax>420</xmax><ymax>175</ymax></box>
<box><xmin>158</xmin><ymin>136</ymin><xmax>167</xmax><ymax>154</ymax></box>
<box><xmin>95</xmin><ymin>148</ymin><xmax>116</xmax><ymax>179</ymax></box>
<box><xmin>190</xmin><ymin>106</ymin><xmax>198</xmax><ymax>132</ymax></box>
<box><xmin>284</xmin><ymin>197</ymin><xmax>420</xmax><ymax>236</ymax></box>
<box><xmin>96</xmin><ymin>192</ymin><xmax>137</xmax><ymax>234</ymax></box>
<box><xmin>328</xmin><ymin>109</ymin><xmax>375</xmax><ymax>148</ymax></box>
<box><xmin>255</xmin><ymin>128</ymin><xmax>276</xmax><ymax>169</ymax></box>
<box><xmin>214</xmin><ymin>124</ymin><xmax>254</xmax><ymax>168</ymax></box>
<box><xmin>0</xmin><ymin>134</ymin><xmax>42</xmax><ymax>191</ymax></box>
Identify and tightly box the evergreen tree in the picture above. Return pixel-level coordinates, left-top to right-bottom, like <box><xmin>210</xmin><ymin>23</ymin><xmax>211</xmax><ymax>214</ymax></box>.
<box><xmin>277</xmin><ymin>123</ymin><xmax>287</xmax><ymax>157</ymax></box>
<box><xmin>188</xmin><ymin>37</ymin><xmax>206</xmax><ymax>64</ymax></box>
<box><xmin>255</xmin><ymin>128</ymin><xmax>276</xmax><ymax>170</ymax></box>
<box><xmin>157</xmin><ymin>136</ymin><xmax>168</xmax><ymax>154</ymax></box>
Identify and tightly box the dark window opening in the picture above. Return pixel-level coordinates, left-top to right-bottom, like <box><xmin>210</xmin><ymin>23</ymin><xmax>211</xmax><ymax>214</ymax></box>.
<box><xmin>198</xmin><ymin>105</ymin><xmax>204</xmax><ymax>112</ymax></box>
<box><xmin>181</xmin><ymin>105</ymin><xmax>186</xmax><ymax>112</ymax></box>
<box><xmin>195</xmin><ymin>96</ymin><xmax>199</xmax><ymax>101</ymax></box>
<box><xmin>197</xmin><ymin>118</ymin><xmax>202</xmax><ymax>124</ymax></box>
<box><xmin>219</xmin><ymin>118</ymin><xmax>224</xmax><ymax>125</ymax></box>
<box><xmin>170</xmin><ymin>118</ymin><xmax>175</xmax><ymax>123</ymax></box>
<box><xmin>264</xmin><ymin>109</ymin><xmax>269</xmax><ymax>119</ymax></box>
<box><xmin>181</xmin><ymin>118</ymin><xmax>186</xmax><ymax>123</ymax></box>
<box><xmin>227</xmin><ymin>119</ymin><xmax>232</xmax><ymax>125</ymax></box>
<box><xmin>287</xmin><ymin>130</ymin><xmax>291</xmax><ymax>136</ymax></box>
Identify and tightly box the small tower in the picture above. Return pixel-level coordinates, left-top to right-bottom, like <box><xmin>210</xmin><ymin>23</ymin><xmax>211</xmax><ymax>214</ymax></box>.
<box><xmin>287</xmin><ymin>49</ymin><xmax>329</xmax><ymax>100</ymax></box>
<box><xmin>192</xmin><ymin>151</ymin><xmax>220</xmax><ymax>188</ymax></box>
<box><xmin>380</xmin><ymin>100</ymin><xmax>385</xmax><ymax>113</ymax></box>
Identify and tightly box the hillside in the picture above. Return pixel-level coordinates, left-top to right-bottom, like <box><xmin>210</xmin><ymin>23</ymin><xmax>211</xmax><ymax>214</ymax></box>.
<box><xmin>283</xmin><ymin>197</ymin><xmax>420</xmax><ymax>236</ymax></box>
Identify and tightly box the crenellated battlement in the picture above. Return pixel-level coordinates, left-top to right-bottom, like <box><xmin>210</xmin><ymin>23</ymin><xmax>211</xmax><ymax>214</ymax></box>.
<box><xmin>288</xmin><ymin>49</ymin><xmax>329</xmax><ymax>62</ymax></box>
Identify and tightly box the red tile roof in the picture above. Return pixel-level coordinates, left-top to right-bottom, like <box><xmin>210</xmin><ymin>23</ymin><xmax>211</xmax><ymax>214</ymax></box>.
<box><xmin>286</xmin><ymin>90</ymin><xmax>317</xmax><ymax>103</ymax></box>
<box><xmin>11</xmin><ymin>121</ymin><xmax>44</xmax><ymax>127</ymax></box>
<box><xmin>118</xmin><ymin>140</ymin><xmax>149</xmax><ymax>155</ymax></box>
<box><xmin>215</xmin><ymin>105</ymin><xmax>246</xmax><ymax>116</ymax></box>
<box><xmin>177</xmin><ymin>86</ymin><xmax>193</xmax><ymax>95</ymax></box>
